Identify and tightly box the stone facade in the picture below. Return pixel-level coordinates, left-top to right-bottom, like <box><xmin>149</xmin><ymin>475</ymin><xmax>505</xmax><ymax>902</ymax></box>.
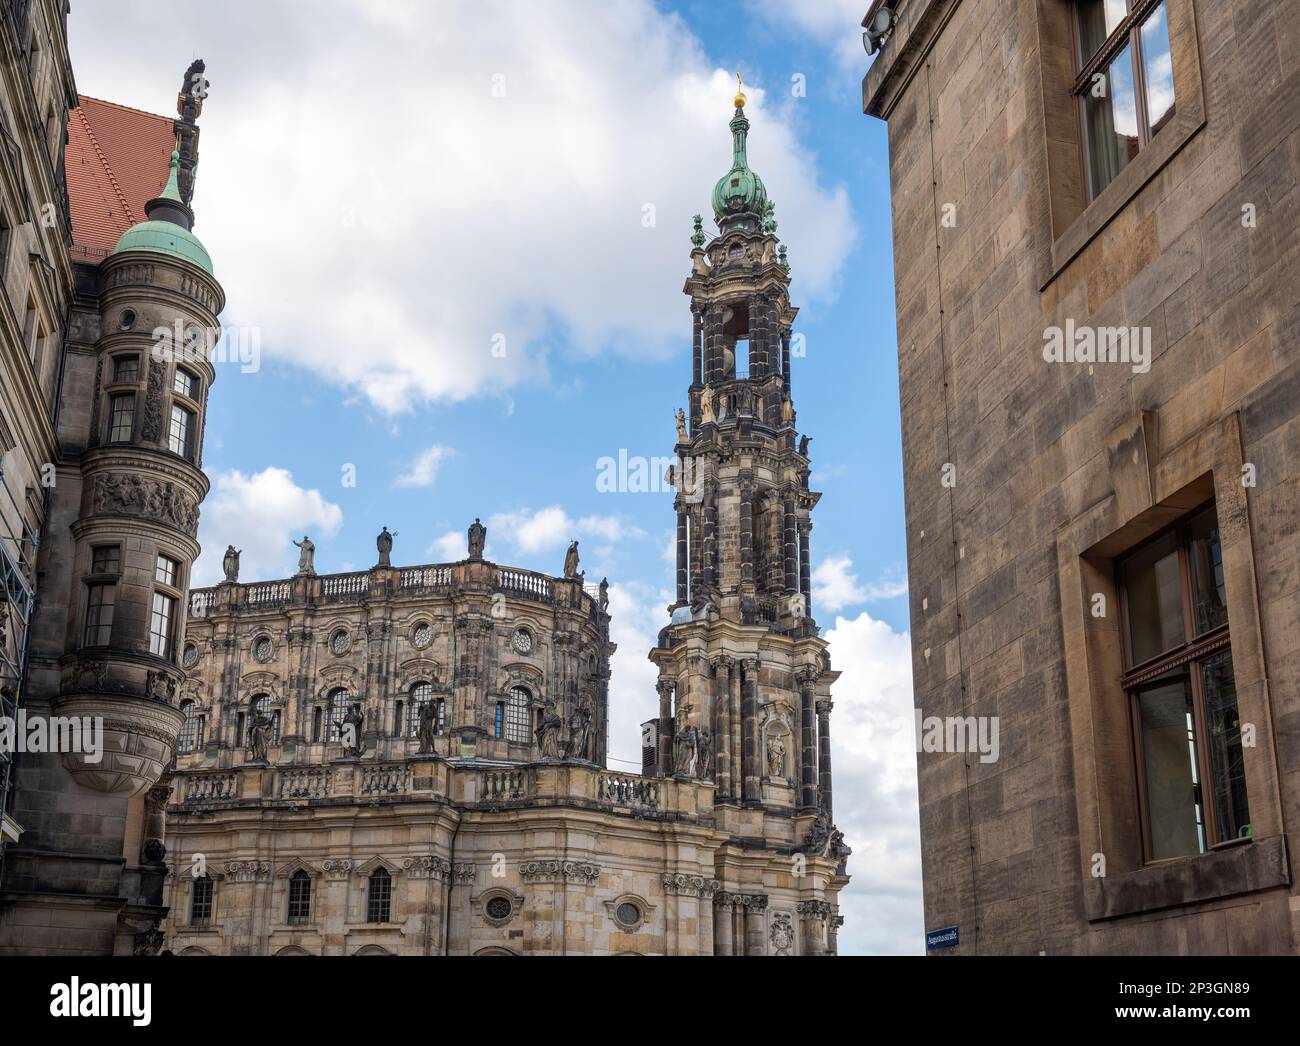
<box><xmin>155</xmin><ymin>93</ymin><xmax>850</xmax><ymax>957</ymax></box>
<box><xmin>864</xmin><ymin>0</ymin><xmax>1299</xmax><ymax>952</ymax></box>
<box><xmin>0</xmin><ymin>34</ymin><xmax>222</xmax><ymax>954</ymax></box>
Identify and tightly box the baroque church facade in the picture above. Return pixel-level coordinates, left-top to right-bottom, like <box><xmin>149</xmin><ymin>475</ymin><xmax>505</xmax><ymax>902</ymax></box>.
<box><xmin>0</xmin><ymin>4</ymin><xmax>849</xmax><ymax>956</ymax></box>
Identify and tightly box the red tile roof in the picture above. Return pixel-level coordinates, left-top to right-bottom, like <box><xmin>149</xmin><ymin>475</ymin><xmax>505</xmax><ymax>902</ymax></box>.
<box><xmin>65</xmin><ymin>96</ymin><xmax>177</xmax><ymax>263</ymax></box>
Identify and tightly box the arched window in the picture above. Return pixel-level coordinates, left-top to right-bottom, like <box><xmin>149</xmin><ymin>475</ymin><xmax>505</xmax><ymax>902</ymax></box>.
<box><xmin>505</xmin><ymin>686</ymin><xmax>531</xmax><ymax>744</ymax></box>
<box><xmin>327</xmin><ymin>687</ymin><xmax>350</xmax><ymax>741</ymax></box>
<box><xmin>177</xmin><ymin>699</ymin><xmax>203</xmax><ymax>754</ymax></box>
<box><xmin>405</xmin><ymin>682</ymin><xmax>446</xmax><ymax>737</ymax></box>
<box><xmin>287</xmin><ymin>869</ymin><xmax>311</xmax><ymax>925</ymax></box>
<box><xmin>190</xmin><ymin>875</ymin><xmax>213</xmax><ymax>927</ymax></box>
<box><xmin>248</xmin><ymin>693</ymin><xmax>280</xmax><ymax>745</ymax></box>
<box><xmin>366</xmin><ymin>867</ymin><xmax>391</xmax><ymax>923</ymax></box>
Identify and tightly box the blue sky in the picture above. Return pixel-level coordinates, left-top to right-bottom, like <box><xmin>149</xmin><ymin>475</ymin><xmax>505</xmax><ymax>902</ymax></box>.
<box><xmin>71</xmin><ymin>0</ymin><xmax>920</xmax><ymax>955</ymax></box>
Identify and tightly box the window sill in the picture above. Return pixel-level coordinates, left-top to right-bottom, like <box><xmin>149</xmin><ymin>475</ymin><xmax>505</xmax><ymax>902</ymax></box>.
<box><xmin>1083</xmin><ymin>834</ymin><xmax>1289</xmax><ymax>922</ymax></box>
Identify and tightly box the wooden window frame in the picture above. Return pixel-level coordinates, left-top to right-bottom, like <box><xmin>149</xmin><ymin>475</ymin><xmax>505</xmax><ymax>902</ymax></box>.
<box><xmin>1116</xmin><ymin>501</ymin><xmax>1243</xmax><ymax>863</ymax></box>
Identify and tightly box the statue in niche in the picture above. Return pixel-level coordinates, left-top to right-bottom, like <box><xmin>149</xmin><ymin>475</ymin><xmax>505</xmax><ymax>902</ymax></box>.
<box><xmin>293</xmin><ymin>535</ymin><xmax>315</xmax><ymax>575</ymax></box>
<box><xmin>799</xmin><ymin>434</ymin><xmax>811</xmax><ymax>457</ymax></box>
<box><xmin>341</xmin><ymin>704</ymin><xmax>365</xmax><ymax>758</ymax></box>
<box><xmin>781</xmin><ymin>396</ymin><xmax>794</xmax><ymax>426</ymax></box>
<box><xmin>598</xmin><ymin>577</ymin><xmax>609</xmax><ymax>613</ymax></box>
<box><xmin>697</xmin><ymin>730</ymin><xmax>713</xmax><ymax>780</ymax></box>
<box><xmin>467</xmin><ymin>518</ymin><xmax>486</xmax><ymax>560</ymax></box>
<box><xmin>767</xmin><ymin>734</ymin><xmax>787</xmax><ymax>778</ymax></box>
<box><xmin>672</xmin><ymin>702</ymin><xmax>699</xmax><ymax>778</ymax></box>
<box><xmin>536</xmin><ymin>699</ymin><xmax>564</xmax><ymax>759</ymax></box>
<box><xmin>416</xmin><ymin>698</ymin><xmax>439</xmax><ymax>754</ymax></box>
<box><xmin>700</xmin><ymin>386</ymin><xmax>716</xmax><ymax>426</ymax></box>
<box><xmin>376</xmin><ymin>526</ymin><xmax>395</xmax><ymax>567</ymax></box>
<box><xmin>563</xmin><ymin>540</ymin><xmax>581</xmax><ymax>580</ymax></box>
<box><xmin>222</xmin><ymin>545</ymin><xmax>240</xmax><ymax>583</ymax></box>
<box><xmin>567</xmin><ymin>701</ymin><xmax>592</xmax><ymax>762</ymax></box>
<box><xmin>675</xmin><ymin>408</ymin><xmax>688</xmax><ymax>442</ymax></box>
<box><xmin>247</xmin><ymin>707</ymin><xmax>273</xmax><ymax>763</ymax></box>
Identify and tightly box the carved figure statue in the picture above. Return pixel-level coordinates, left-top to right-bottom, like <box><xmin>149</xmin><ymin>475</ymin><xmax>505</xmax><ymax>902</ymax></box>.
<box><xmin>567</xmin><ymin>702</ymin><xmax>593</xmax><ymax>762</ymax></box>
<box><xmin>700</xmin><ymin>386</ymin><xmax>716</xmax><ymax>426</ymax></box>
<box><xmin>416</xmin><ymin>698</ymin><xmax>439</xmax><ymax>754</ymax></box>
<box><xmin>799</xmin><ymin>434</ymin><xmax>811</xmax><ymax>457</ymax></box>
<box><xmin>767</xmin><ymin>734</ymin><xmax>787</xmax><ymax>778</ymax></box>
<box><xmin>293</xmin><ymin>535</ymin><xmax>315</xmax><ymax>575</ymax></box>
<box><xmin>675</xmin><ymin>408</ymin><xmax>688</xmax><ymax>442</ymax></box>
<box><xmin>247</xmin><ymin>708</ymin><xmax>273</xmax><ymax>762</ymax></box>
<box><xmin>563</xmin><ymin>540</ymin><xmax>581</xmax><ymax>580</ymax></box>
<box><xmin>376</xmin><ymin>527</ymin><xmax>395</xmax><ymax>567</ymax></box>
<box><xmin>341</xmin><ymin>704</ymin><xmax>365</xmax><ymax>758</ymax></box>
<box><xmin>672</xmin><ymin>703</ymin><xmax>698</xmax><ymax>778</ymax></box>
<box><xmin>781</xmin><ymin>396</ymin><xmax>794</xmax><ymax>425</ymax></box>
<box><xmin>536</xmin><ymin>700</ymin><xmax>564</xmax><ymax>759</ymax></box>
<box><xmin>467</xmin><ymin>518</ymin><xmax>486</xmax><ymax>560</ymax></box>
<box><xmin>222</xmin><ymin>545</ymin><xmax>240</xmax><ymax>583</ymax></box>
<box><xmin>697</xmin><ymin>730</ymin><xmax>713</xmax><ymax>780</ymax></box>
<box><xmin>598</xmin><ymin>577</ymin><xmax>609</xmax><ymax>613</ymax></box>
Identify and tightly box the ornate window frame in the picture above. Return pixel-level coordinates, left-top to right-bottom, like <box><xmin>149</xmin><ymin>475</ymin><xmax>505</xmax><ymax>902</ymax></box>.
<box><xmin>605</xmin><ymin>893</ymin><xmax>655</xmax><ymax>933</ymax></box>
<box><xmin>472</xmin><ymin>887</ymin><xmax>524</xmax><ymax>928</ymax></box>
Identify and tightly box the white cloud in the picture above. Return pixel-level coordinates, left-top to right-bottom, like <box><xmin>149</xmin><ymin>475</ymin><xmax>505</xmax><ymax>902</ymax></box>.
<box><xmin>488</xmin><ymin>505</ymin><xmax>646</xmax><ymax>561</ymax></box>
<box><xmin>813</xmin><ymin>555</ymin><xmax>907</xmax><ymax>611</ymax></box>
<box><xmin>193</xmin><ymin>467</ymin><xmax>344</xmax><ymax>585</ymax></box>
<box><xmin>427</xmin><ymin>529</ymin><xmax>472</xmax><ymax>562</ymax></box>
<box><xmin>69</xmin><ymin>0</ymin><xmax>856</xmax><ymax>414</ymax></box>
<box><xmin>823</xmin><ymin>610</ymin><xmax>921</xmax><ymax>955</ymax></box>
<box><xmin>751</xmin><ymin>0</ymin><xmax>873</xmax><ymax>76</ymax></box>
<box><xmin>394</xmin><ymin>444</ymin><xmax>454</xmax><ymax>488</ymax></box>
<box><xmin>604</xmin><ymin>580</ymin><xmax>669</xmax><ymax>772</ymax></box>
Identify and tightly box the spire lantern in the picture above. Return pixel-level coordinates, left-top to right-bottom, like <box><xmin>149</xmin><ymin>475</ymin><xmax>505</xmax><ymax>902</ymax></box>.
<box><xmin>710</xmin><ymin>76</ymin><xmax>769</xmax><ymax>226</ymax></box>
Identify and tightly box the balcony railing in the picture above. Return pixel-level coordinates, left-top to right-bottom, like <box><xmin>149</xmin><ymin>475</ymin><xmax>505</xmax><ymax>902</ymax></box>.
<box><xmin>597</xmin><ymin>772</ymin><xmax>660</xmax><ymax>811</ymax></box>
<box><xmin>497</xmin><ymin>568</ymin><xmax>553</xmax><ymax>604</ymax></box>
<box><xmin>182</xmin><ymin>771</ymin><xmax>238</xmax><ymax>803</ymax></box>
<box><xmin>359</xmin><ymin>763</ymin><xmax>411</xmax><ymax>796</ymax></box>
<box><xmin>276</xmin><ymin>766</ymin><xmax>333</xmax><ymax>800</ymax></box>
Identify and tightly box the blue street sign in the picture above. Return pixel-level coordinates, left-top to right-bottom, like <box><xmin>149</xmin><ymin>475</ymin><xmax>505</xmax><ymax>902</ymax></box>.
<box><xmin>926</xmin><ymin>926</ymin><xmax>959</xmax><ymax>950</ymax></box>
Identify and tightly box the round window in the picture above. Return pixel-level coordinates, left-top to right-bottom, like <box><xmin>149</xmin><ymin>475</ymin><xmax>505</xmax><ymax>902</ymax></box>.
<box><xmin>412</xmin><ymin>622</ymin><xmax>432</xmax><ymax>649</ymax></box>
<box><xmin>615</xmin><ymin>902</ymin><xmax>641</xmax><ymax>928</ymax></box>
<box><xmin>119</xmin><ymin>309</ymin><xmax>136</xmax><ymax>331</ymax></box>
<box><xmin>485</xmin><ymin>897</ymin><xmax>512</xmax><ymax>921</ymax></box>
<box><xmin>511</xmin><ymin>628</ymin><xmax>532</xmax><ymax>654</ymax></box>
<box><xmin>330</xmin><ymin>630</ymin><xmax>351</xmax><ymax>655</ymax></box>
<box><xmin>253</xmin><ymin>636</ymin><xmax>274</xmax><ymax>662</ymax></box>
<box><xmin>182</xmin><ymin>643</ymin><xmax>200</xmax><ymax>669</ymax></box>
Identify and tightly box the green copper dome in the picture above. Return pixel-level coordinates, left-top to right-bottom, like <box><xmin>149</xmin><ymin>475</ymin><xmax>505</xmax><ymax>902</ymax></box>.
<box><xmin>113</xmin><ymin>150</ymin><xmax>214</xmax><ymax>276</ymax></box>
<box><xmin>710</xmin><ymin>104</ymin><xmax>769</xmax><ymax>223</ymax></box>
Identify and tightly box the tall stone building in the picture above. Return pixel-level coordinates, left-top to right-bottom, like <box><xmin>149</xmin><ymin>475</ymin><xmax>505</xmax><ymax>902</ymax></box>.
<box><xmin>155</xmin><ymin>87</ymin><xmax>850</xmax><ymax>957</ymax></box>
<box><xmin>0</xmin><ymin>24</ymin><xmax>223</xmax><ymax>953</ymax></box>
<box><xmin>863</xmin><ymin>0</ymin><xmax>1298</xmax><ymax>952</ymax></box>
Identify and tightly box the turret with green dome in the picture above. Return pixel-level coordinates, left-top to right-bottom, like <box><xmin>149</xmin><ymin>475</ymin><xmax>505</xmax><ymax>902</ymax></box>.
<box><xmin>710</xmin><ymin>74</ymin><xmax>769</xmax><ymax>230</ymax></box>
<box><xmin>112</xmin><ymin>148</ymin><xmax>214</xmax><ymax>275</ymax></box>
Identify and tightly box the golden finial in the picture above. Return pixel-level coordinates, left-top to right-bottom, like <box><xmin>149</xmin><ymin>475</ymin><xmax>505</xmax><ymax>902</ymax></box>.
<box><xmin>733</xmin><ymin>71</ymin><xmax>746</xmax><ymax>109</ymax></box>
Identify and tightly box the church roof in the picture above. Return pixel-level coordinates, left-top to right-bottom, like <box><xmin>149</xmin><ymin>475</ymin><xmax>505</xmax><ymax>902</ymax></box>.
<box><xmin>65</xmin><ymin>96</ymin><xmax>177</xmax><ymax>264</ymax></box>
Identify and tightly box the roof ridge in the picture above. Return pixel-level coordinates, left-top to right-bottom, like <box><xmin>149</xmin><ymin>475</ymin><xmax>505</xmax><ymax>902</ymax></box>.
<box><xmin>73</xmin><ymin>104</ymin><xmax>137</xmax><ymax>225</ymax></box>
<box><xmin>77</xmin><ymin>94</ymin><xmax>173</xmax><ymax>124</ymax></box>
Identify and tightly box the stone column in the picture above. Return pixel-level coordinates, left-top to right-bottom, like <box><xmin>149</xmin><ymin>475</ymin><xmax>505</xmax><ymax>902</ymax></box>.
<box><xmin>691</xmin><ymin>303</ymin><xmax>703</xmax><ymax>387</ymax></box>
<box><xmin>713</xmin><ymin>892</ymin><xmax>736</xmax><ymax>955</ymax></box>
<box><xmin>798</xmin><ymin>668</ymin><xmax>818</xmax><ymax>812</ymax></box>
<box><xmin>741</xmin><ymin>659</ymin><xmax>761</xmax><ymax>803</ymax></box>
<box><xmin>799</xmin><ymin>520</ymin><xmax>813</xmax><ymax>620</ymax></box>
<box><xmin>782</xmin><ymin>493</ymin><xmax>798</xmax><ymax>597</ymax></box>
<box><xmin>739</xmin><ymin>471</ymin><xmax>754</xmax><ymax>590</ymax></box>
<box><xmin>743</xmin><ymin>894</ymin><xmax>768</xmax><ymax>955</ymax></box>
<box><xmin>729</xmin><ymin>663</ymin><xmax>743</xmax><ymax>798</ymax></box>
<box><xmin>712</xmin><ymin>656</ymin><xmax>733</xmax><ymax>800</ymax></box>
<box><xmin>703</xmin><ymin>481</ymin><xmax>718</xmax><ymax>592</ymax></box>
<box><xmin>675</xmin><ymin>506</ymin><xmax>689</xmax><ymax>605</ymax></box>
<box><xmin>704</xmin><ymin>306</ymin><xmax>723</xmax><ymax>385</ymax></box>
<box><xmin>781</xmin><ymin>326</ymin><xmax>791</xmax><ymax>393</ymax></box>
<box><xmin>657</xmin><ymin>678</ymin><xmax>675</xmax><ymax>776</ymax></box>
<box><xmin>748</xmin><ymin>294</ymin><xmax>766</xmax><ymax>377</ymax></box>
<box><xmin>796</xmin><ymin>900</ymin><xmax>830</xmax><ymax>956</ymax></box>
<box><xmin>698</xmin><ymin>881</ymin><xmax>718</xmax><ymax>955</ymax></box>
<box><xmin>817</xmin><ymin>698</ymin><xmax>834</xmax><ymax>820</ymax></box>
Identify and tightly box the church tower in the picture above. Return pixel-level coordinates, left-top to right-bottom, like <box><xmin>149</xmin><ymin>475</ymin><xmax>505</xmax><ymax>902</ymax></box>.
<box><xmin>649</xmin><ymin>81</ymin><xmax>849</xmax><ymax>953</ymax></box>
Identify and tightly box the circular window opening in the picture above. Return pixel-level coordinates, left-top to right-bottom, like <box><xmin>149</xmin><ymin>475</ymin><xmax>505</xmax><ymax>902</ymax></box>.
<box><xmin>330</xmin><ymin>630</ymin><xmax>351</xmax><ymax>655</ymax></box>
<box><xmin>119</xmin><ymin>309</ymin><xmax>137</xmax><ymax>331</ymax></box>
<box><xmin>182</xmin><ymin>643</ymin><xmax>199</xmax><ymax>669</ymax></box>
<box><xmin>485</xmin><ymin>897</ymin><xmax>512</xmax><ymax>921</ymax></box>
<box><xmin>511</xmin><ymin>628</ymin><xmax>532</xmax><ymax>654</ymax></box>
<box><xmin>253</xmin><ymin>636</ymin><xmax>274</xmax><ymax>662</ymax></box>
<box><xmin>412</xmin><ymin>622</ymin><xmax>432</xmax><ymax>648</ymax></box>
<box><xmin>615</xmin><ymin>902</ymin><xmax>641</xmax><ymax>928</ymax></box>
